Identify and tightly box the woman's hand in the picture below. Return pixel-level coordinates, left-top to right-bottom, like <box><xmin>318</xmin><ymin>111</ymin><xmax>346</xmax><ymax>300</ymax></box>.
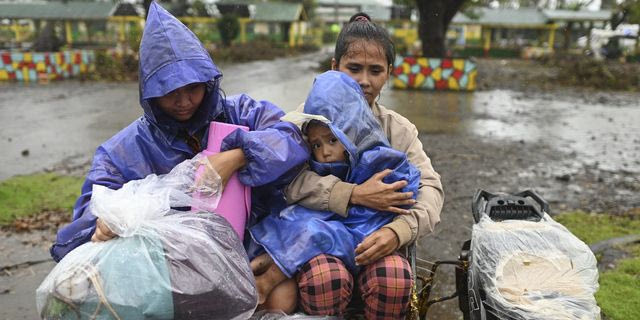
<box><xmin>350</xmin><ymin>169</ymin><xmax>416</xmax><ymax>215</ymax></box>
<box><xmin>91</xmin><ymin>218</ymin><xmax>117</xmax><ymax>242</ymax></box>
<box><xmin>206</xmin><ymin>149</ymin><xmax>247</xmax><ymax>187</ymax></box>
<box><xmin>354</xmin><ymin>228</ymin><xmax>399</xmax><ymax>266</ymax></box>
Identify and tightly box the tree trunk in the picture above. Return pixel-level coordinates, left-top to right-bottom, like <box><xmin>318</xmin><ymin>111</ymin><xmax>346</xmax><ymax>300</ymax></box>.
<box><xmin>609</xmin><ymin>9</ymin><xmax>628</xmax><ymax>31</ymax></box>
<box><xmin>32</xmin><ymin>22</ymin><xmax>63</xmax><ymax>52</ymax></box>
<box><xmin>563</xmin><ymin>21</ymin><xmax>573</xmax><ymax>50</ymax></box>
<box><xmin>416</xmin><ymin>0</ymin><xmax>466</xmax><ymax>57</ymax></box>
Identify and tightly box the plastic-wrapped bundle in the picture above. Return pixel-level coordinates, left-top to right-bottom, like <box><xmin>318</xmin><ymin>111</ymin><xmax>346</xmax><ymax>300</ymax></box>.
<box><xmin>37</xmin><ymin>156</ymin><xmax>258</xmax><ymax>320</ymax></box>
<box><xmin>470</xmin><ymin>213</ymin><xmax>600</xmax><ymax>320</ymax></box>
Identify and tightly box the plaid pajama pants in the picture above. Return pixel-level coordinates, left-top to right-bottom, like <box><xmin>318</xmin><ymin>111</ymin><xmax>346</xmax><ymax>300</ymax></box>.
<box><xmin>297</xmin><ymin>254</ymin><xmax>413</xmax><ymax>319</ymax></box>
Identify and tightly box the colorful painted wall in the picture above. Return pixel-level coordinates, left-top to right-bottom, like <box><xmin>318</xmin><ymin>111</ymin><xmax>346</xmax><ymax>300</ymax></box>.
<box><xmin>0</xmin><ymin>50</ymin><xmax>94</xmax><ymax>82</ymax></box>
<box><xmin>392</xmin><ymin>56</ymin><xmax>477</xmax><ymax>91</ymax></box>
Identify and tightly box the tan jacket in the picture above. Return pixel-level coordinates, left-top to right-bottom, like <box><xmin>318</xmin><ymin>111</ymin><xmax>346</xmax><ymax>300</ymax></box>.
<box><xmin>284</xmin><ymin>103</ymin><xmax>444</xmax><ymax>248</ymax></box>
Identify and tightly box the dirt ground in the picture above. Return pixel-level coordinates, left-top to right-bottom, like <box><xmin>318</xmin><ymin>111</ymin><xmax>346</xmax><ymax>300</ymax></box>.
<box><xmin>1</xmin><ymin>56</ymin><xmax>639</xmax><ymax>319</ymax></box>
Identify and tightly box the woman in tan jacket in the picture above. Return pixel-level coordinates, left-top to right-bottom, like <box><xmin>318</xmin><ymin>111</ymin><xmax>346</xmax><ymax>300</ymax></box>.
<box><xmin>257</xmin><ymin>13</ymin><xmax>444</xmax><ymax>318</ymax></box>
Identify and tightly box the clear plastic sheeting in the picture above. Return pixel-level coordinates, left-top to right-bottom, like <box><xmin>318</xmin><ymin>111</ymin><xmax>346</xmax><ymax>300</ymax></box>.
<box><xmin>471</xmin><ymin>214</ymin><xmax>600</xmax><ymax>320</ymax></box>
<box><xmin>37</xmin><ymin>156</ymin><xmax>258</xmax><ymax>320</ymax></box>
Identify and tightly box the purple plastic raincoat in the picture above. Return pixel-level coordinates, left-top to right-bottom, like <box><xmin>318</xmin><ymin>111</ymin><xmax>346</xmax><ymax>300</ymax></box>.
<box><xmin>51</xmin><ymin>2</ymin><xmax>308</xmax><ymax>262</ymax></box>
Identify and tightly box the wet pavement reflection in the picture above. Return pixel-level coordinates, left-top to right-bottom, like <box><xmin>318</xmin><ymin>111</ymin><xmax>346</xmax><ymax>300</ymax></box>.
<box><xmin>382</xmin><ymin>88</ymin><xmax>640</xmax><ymax>173</ymax></box>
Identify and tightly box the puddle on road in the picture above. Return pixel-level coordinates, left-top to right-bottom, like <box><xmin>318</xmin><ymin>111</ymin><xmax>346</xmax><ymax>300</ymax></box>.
<box><xmin>380</xmin><ymin>89</ymin><xmax>475</xmax><ymax>135</ymax></box>
<box><xmin>382</xmin><ymin>88</ymin><xmax>640</xmax><ymax>173</ymax></box>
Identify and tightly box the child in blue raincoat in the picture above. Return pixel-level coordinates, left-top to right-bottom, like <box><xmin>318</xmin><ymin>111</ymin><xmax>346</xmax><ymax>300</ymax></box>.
<box><xmin>249</xmin><ymin>71</ymin><xmax>421</xmax><ymax>311</ymax></box>
<box><xmin>50</xmin><ymin>2</ymin><xmax>308</xmax><ymax>262</ymax></box>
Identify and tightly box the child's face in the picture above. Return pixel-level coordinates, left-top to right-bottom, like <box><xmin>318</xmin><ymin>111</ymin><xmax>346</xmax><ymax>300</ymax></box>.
<box><xmin>155</xmin><ymin>83</ymin><xmax>206</xmax><ymax>122</ymax></box>
<box><xmin>332</xmin><ymin>40</ymin><xmax>390</xmax><ymax>106</ymax></box>
<box><xmin>306</xmin><ymin>124</ymin><xmax>346</xmax><ymax>163</ymax></box>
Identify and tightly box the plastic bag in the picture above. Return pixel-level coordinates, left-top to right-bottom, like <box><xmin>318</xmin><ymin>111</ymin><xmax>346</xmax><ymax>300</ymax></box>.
<box><xmin>471</xmin><ymin>213</ymin><xmax>600</xmax><ymax>320</ymax></box>
<box><xmin>250</xmin><ymin>310</ymin><xmax>339</xmax><ymax>320</ymax></box>
<box><xmin>37</xmin><ymin>156</ymin><xmax>258</xmax><ymax>320</ymax></box>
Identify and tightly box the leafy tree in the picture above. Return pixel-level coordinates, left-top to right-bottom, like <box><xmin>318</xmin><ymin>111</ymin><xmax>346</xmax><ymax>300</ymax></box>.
<box><xmin>395</xmin><ymin>0</ymin><xmax>468</xmax><ymax>57</ymax></box>
<box><xmin>611</xmin><ymin>0</ymin><xmax>640</xmax><ymax>27</ymax></box>
<box><xmin>612</xmin><ymin>0</ymin><xmax>640</xmax><ymax>53</ymax></box>
<box><xmin>629</xmin><ymin>1</ymin><xmax>640</xmax><ymax>23</ymax></box>
<box><xmin>393</xmin><ymin>0</ymin><xmax>608</xmax><ymax>57</ymax></box>
<box><xmin>190</xmin><ymin>0</ymin><xmax>210</xmax><ymax>17</ymax></box>
<box><xmin>169</xmin><ymin>0</ymin><xmax>189</xmax><ymax>16</ymax></box>
<box><xmin>218</xmin><ymin>14</ymin><xmax>240</xmax><ymax>47</ymax></box>
<box><xmin>31</xmin><ymin>22</ymin><xmax>64</xmax><ymax>52</ymax></box>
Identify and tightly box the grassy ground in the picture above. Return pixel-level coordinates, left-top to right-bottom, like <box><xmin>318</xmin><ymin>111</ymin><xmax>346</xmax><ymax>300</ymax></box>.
<box><xmin>0</xmin><ymin>173</ymin><xmax>82</xmax><ymax>225</ymax></box>
<box><xmin>555</xmin><ymin>211</ymin><xmax>640</xmax><ymax>244</ymax></box>
<box><xmin>596</xmin><ymin>246</ymin><xmax>640</xmax><ymax>320</ymax></box>
<box><xmin>555</xmin><ymin>211</ymin><xmax>640</xmax><ymax>320</ymax></box>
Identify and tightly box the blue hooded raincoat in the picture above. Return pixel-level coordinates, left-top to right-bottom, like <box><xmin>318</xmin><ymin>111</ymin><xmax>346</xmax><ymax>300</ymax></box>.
<box><xmin>250</xmin><ymin>71</ymin><xmax>421</xmax><ymax>277</ymax></box>
<box><xmin>51</xmin><ymin>2</ymin><xmax>308</xmax><ymax>262</ymax></box>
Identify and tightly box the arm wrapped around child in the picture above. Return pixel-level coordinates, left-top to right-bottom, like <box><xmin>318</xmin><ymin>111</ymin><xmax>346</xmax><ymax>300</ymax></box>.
<box><xmin>249</xmin><ymin>71</ymin><xmax>421</xmax><ymax>309</ymax></box>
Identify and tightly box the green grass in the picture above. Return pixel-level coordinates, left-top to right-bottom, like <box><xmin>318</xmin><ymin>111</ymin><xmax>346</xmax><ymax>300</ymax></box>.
<box><xmin>555</xmin><ymin>211</ymin><xmax>640</xmax><ymax>320</ymax></box>
<box><xmin>554</xmin><ymin>211</ymin><xmax>640</xmax><ymax>244</ymax></box>
<box><xmin>595</xmin><ymin>254</ymin><xmax>640</xmax><ymax>320</ymax></box>
<box><xmin>0</xmin><ymin>173</ymin><xmax>83</xmax><ymax>225</ymax></box>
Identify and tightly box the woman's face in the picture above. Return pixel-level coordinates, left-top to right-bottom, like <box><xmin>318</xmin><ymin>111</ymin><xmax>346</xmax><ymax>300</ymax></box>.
<box><xmin>155</xmin><ymin>82</ymin><xmax>206</xmax><ymax>122</ymax></box>
<box><xmin>332</xmin><ymin>40</ymin><xmax>391</xmax><ymax>106</ymax></box>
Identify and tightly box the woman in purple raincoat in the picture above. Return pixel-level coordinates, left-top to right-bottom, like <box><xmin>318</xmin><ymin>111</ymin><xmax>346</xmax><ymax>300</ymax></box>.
<box><xmin>50</xmin><ymin>2</ymin><xmax>308</xmax><ymax>262</ymax></box>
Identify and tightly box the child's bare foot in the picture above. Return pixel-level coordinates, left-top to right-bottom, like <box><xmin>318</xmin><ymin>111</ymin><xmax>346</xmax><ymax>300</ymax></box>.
<box><xmin>260</xmin><ymin>278</ymin><xmax>298</xmax><ymax>314</ymax></box>
<box><xmin>255</xmin><ymin>262</ymin><xmax>288</xmax><ymax>305</ymax></box>
<box><xmin>251</xmin><ymin>253</ymin><xmax>274</xmax><ymax>276</ymax></box>
<box><xmin>255</xmin><ymin>275</ymin><xmax>269</xmax><ymax>305</ymax></box>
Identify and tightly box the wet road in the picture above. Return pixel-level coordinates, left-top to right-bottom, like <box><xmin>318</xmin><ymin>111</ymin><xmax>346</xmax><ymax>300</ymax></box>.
<box><xmin>384</xmin><ymin>89</ymin><xmax>640</xmax><ymax>173</ymax></box>
<box><xmin>0</xmin><ymin>51</ymin><xmax>323</xmax><ymax>180</ymax></box>
<box><xmin>1</xmin><ymin>52</ymin><xmax>639</xmax><ymax>319</ymax></box>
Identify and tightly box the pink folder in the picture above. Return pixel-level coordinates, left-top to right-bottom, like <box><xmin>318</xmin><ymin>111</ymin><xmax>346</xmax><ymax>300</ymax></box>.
<box><xmin>196</xmin><ymin>121</ymin><xmax>251</xmax><ymax>240</ymax></box>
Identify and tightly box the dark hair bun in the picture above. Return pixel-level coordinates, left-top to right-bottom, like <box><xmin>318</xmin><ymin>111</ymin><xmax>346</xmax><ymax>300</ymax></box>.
<box><xmin>349</xmin><ymin>12</ymin><xmax>371</xmax><ymax>23</ymax></box>
<box><xmin>335</xmin><ymin>11</ymin><xmax>395</xmax><ymax>67</ymax></box>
